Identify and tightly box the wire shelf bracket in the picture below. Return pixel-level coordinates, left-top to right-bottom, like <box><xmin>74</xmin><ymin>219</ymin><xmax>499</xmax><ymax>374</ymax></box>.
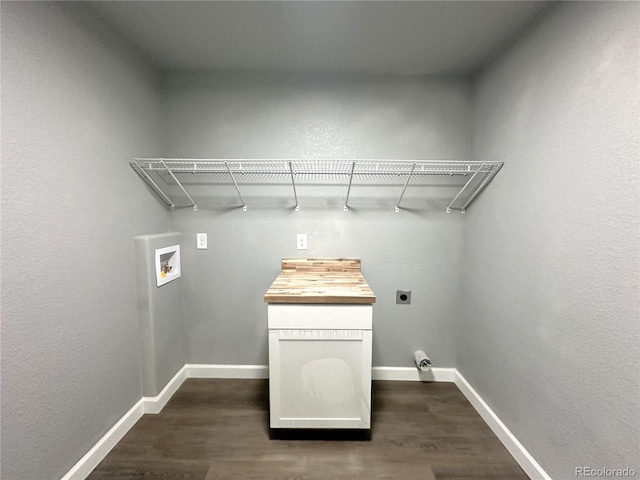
<box><xmin>460</xmin><ymin>162</ymin><xmax>502</xmax><ymax>212</ymax></box>
<box><xmin>446</xmin><ymin>163</ymin><xmax>485</xmax><ymax>214</ymax></box>
<box><xmin>288</xmin><ymin>161</ymin><xmax>299</xmax><ymax>212</ymax></box>
<box><xmin>131</xmin><ymin>159</ymin><xmax>175</xmax><ymax>210</ymax></box>
<box><xmin>343</xmin><ymin>161</ymin><xmax>356</xmax><ymax>212</ymax></box>
<box><xmin>162</xmin><ymin>161</ymin><xmax>198</xmax><ymax>211</ymax></box>
<box><xmin>395</xmin><ymin>162</ymin><xmax>417</xmax><ymax>213</ymax></box>
<box><xmin>224</xmin><ymin>161</ymin><xmax>247</xmax><ymax>211</ymax></box>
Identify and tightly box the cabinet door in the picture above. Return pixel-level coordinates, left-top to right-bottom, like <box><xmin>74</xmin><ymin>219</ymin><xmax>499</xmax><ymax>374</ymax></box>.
<box><xmin>269</xmin><ymin>328</ymin><xmax>372</xmax><ymax>429</ymax></box>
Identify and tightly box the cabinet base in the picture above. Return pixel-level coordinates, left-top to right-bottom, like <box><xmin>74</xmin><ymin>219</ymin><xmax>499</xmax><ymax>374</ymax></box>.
<box><xmin>269</xmin><ymin>428</ymin><xmax>372</xmax><ymax>441</ymax></box>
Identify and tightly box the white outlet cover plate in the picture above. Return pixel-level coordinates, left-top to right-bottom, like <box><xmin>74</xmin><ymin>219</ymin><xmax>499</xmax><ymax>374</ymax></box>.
<box><xmin>196</xmin><ymin>233</ymin><xmax>207</xmax><ymax>249</ymax></box>
<box><xmin>297</xmin><ymin>233</ymin><xmax>307</xmax><ymax>250</ymax></box>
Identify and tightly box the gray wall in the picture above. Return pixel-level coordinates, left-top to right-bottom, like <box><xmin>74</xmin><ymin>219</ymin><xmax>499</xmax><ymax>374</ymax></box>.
<box><xmin>162</xmin><ymin>73</ymin><xmax>471</xmax><ymax>367</ymax></box>
<box><xmin>460</xmin><ymin>2</ymin><xmax>640</xmax><ymax>478</ymax></box>
<box><xmin>0</xmin><ymin>3</ymin><xmax>169</xmax><ymax>479</ymax></box>
<box><xmin>3</xmin><ymin>3</ymin><xmax>638</xmax><ymax>479</ymax></box>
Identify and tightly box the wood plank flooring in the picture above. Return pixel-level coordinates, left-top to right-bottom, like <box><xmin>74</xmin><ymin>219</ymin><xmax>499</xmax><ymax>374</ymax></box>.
<box><xmin>87</xmin><ymin>379</ymin><xmax>529</xmax><ymax>480</ymax></box>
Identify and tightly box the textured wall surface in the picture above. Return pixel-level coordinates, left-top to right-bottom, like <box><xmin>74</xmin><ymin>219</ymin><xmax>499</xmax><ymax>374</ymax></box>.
<box><xmin>3</xmin><ymin>3</ymin><xmax>638</xmax><ymax>479</ymax></box>
<box><xmin>162</xmin><ymin>73</ymin><xmax>471</xmax><ymax>368</ymax></box>
<box><xmin>0</xmin><ymin>3</ymin><xmax>169</xmax><ymax>479</ymax></box>
<box><xmin>134</xmin><ymin>233</ymin><xmax>186</xmax><ymax>397</ymax></box>
<box><xmin>460</xmin><ymin>2</ymin><xmax>640</xmax><ymax>478</ymax></box>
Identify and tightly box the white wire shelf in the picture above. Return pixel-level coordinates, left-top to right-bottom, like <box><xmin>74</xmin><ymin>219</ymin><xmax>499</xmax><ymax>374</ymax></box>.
<box><xmin>130</xmin><ymin>158</ymin><xmax>503</xmax><ymax>213</ymax></box>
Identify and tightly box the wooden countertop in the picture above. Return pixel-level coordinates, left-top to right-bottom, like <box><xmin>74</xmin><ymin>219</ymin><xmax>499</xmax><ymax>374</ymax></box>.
<box><xmin>264</xmin><ymin>258</ymin><xmax>376</xmax><ymax>304</ymax></box>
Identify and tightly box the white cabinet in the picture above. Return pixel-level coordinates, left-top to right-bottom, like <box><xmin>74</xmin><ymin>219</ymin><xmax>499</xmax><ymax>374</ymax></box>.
<box><xmin>268</xmin><ymin>304</ymin><xmax>373</xmax><ymax>429</ymax></box>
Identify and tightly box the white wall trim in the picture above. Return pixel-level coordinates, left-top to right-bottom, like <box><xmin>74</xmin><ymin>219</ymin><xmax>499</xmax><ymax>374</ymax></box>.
<box><xmin>63</xmin><ymin>364</ymin><xmax>549</xmax><ymax>480</ymax></box>
<box><xmin>186</xmin><ymin>365</ymin><xmax>456</xmax><ymax>382</ymax></box>
<box><xmin>185</xmin><ymin>363</ymin><xmax>269</xmax><ymax>379</ymax></box>
<box><xmin>142</xmin><ymin>366</ymin><xmax>188</xmax><ymax>414</ymax></box>
<box><xmin>454</xmin><ymin>371</ymin><xmax>552</xmax><ymax>480</ymax></box>
<box><xmin>60</xmin><ymin>399</ymin><xmax>145</xmax><ymax>480</ymax></box>
<box><xmin>372</xmin><ymin>366</ymin><xmax>455</xmax><ymax>382</ymax></box>
<box><xmin>61</xmin><ymin>366</ymin><xmax>188</xmax><ymax>480</ymax></box>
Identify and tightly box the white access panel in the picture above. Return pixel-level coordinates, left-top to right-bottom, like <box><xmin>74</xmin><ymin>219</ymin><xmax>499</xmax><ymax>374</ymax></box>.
<box><xmin>268</xmin><ymin>305</ymin><xmax>373</xmax><ymax>429</ymax></box>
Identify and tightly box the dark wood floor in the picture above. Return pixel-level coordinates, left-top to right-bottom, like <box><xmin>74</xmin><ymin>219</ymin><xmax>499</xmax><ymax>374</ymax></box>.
<box><xmin>87</xmin><ymin>379</ymin><xmax>529</xmax><ymax>480</ymax></box>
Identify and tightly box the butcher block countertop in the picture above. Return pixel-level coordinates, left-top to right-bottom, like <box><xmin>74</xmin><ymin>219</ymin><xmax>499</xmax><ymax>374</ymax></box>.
<box><xmin>264</xmin><ymin>258</ymin><xmax>376</xmax><ymax>304</ymax></box>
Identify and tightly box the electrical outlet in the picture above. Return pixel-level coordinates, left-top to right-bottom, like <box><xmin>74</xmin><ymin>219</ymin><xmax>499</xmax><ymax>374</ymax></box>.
<box><xmin>196</xmin><ymin>233</ymin><xmax>207</xmax><ymax>250</ymax></box>
<box><xmin>297</xmin><ymin>233</ymin><xmax>307</xmax><ymax>250</ymax></box>
<box><xmin>396</xmin><ymin>290</ymin><xmax>411</xmax><ymax>305</ymax></box>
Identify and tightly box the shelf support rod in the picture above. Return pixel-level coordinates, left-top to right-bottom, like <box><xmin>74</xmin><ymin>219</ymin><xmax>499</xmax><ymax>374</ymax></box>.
<box><xmin>343</xmin><ymin>161</ymin><xmax>356</xmax><ymax>211</ymax></box>
<box><xmin>131</xmin><ymin>161</ymin><xmax>175</xmax><ymax>210</ymax></box>
<box><xmin>224</xmin><ymin>161</ymin><xmax>247</xmax><ymax>211</ymax></box>
<box><xmin>161</xmin><ymin>161</ymin><xmax>197</xmax><ymax>211</ymax></box>
<box><xmin>461</xmin><ymin>163</ymin><xmax>502</xmax><ymax>213</ymax></box>
<box><xmin>395</xmin><ymin>162</ymin><xmax>416</xmax><ymax>212</ymax></box>
<box><xmin>288</xmin><ymin>162</ymin><xmax>299</xmax><ymax>211</ymax></box>
<box><xmin>446</xmin><ymin>162</ymin><xmax>485</xmax><ymax>213</ymax></box>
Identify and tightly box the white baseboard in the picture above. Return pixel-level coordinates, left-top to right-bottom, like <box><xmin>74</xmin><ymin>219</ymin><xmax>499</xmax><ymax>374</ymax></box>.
<box><xmin>184</xmin><ymin>364</ymin><xmax>455</xmax><ymax>382</ymax></box>
<box><xmin>454</xmin><ymin>371</ymin><xmax>551</xmax><ymax>480</ymax></box>
<box><xmin>185</xmin><ymin>363</ymin><xmax>269</xmax><ymax>379</ymax></box>
<box><xmin>142</xmin><ymin>366</ymin><xmax>188</xmax><ymax>414</ymax></box>
<box><xmin>63</xmin><ymin>364</ymin><xmax>549</xmax><ymax>480</ymax></box>
<box><xmin>60</xmin><ymin>399</ymin><xmax>145</xmax><ymax>480</ymax></box>
<box><xmin>373</xmin><ymin>367</ymin><xmax>552</xmax><ymax>479</ymax></box>
<box><xmin>372</xmin><ymin>366</ymin><xmax>455</xmax><ymax>382</ymax></box>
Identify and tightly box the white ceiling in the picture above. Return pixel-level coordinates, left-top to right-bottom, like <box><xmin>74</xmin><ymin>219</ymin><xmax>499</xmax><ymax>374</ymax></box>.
<box><xmin>89</xmin><ymin>1</ymin><xmax>552</xmax><ymax>76</ymax></box>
